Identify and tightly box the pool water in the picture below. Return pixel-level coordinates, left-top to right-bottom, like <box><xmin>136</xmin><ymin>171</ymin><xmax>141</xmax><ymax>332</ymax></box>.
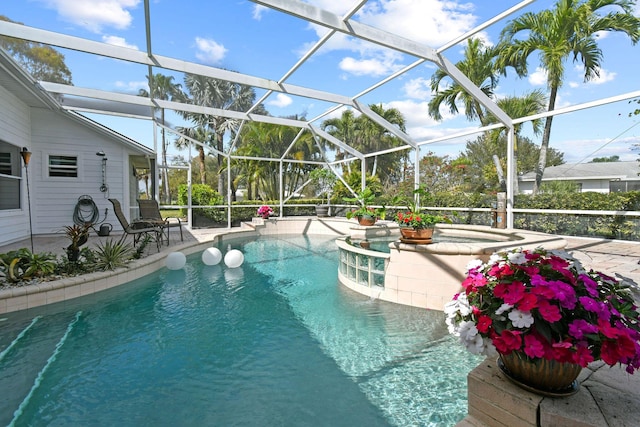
<box><xmin>0</xmin><ymin>235</ymin><xmax>482</xmax><ymax>427</ymax></box>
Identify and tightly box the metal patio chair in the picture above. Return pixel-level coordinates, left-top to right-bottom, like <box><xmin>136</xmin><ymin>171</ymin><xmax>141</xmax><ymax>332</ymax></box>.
<box><xmin>137</xmin><ymin>199</ymin><xmax>183</xmax><ymax>245</ymax></box>
<box><xmin>108</xmin><ymin>198</ymin><xmax>163</xmax><ymax>251</ymax></box>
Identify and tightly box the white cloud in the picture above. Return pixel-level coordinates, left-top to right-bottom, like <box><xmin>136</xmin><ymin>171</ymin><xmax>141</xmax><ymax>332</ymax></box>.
<box><xmin>357</xmin><ymin>0</ymin><xmax>479</xmax><ymax>48</ymax></box>
<box><xmin>402</xmin><ymin>77</ymin><xmax>432</xmax><ymax>100</ymax></box>
<box><xmin>339</xmin><ymin>51</ymin><xmax>403</xmax><ymax>77</ymax></box>
<box><xmin>102</xmin><ymin>35</ymin><xmax>138</xmax><ymax>50</ymax></box>
<box><xmin>528</xmin><ymin>67</ymin><xmax>548</xmax><ymax>86</ymax></box>
<box><xmin>39</xmin><ymin>0</ymin><xmax>140</xmax><ymax>33</ymax></box>
<box><xmin>114</xmin><ymin>80</ymin><xmax>147</xmax><ymax>92</ymax></box>
<box><xmin>252</xmin><ymin>5</ymin><xmax>268</xmax><ymax>20</ymax></box>
<box><xmin>298</xmin><ymin>0</ymin><xmax>482</xmax><ymax>78</ymax></box>
<box><xmin>194</xmin><ymin>37</ymin><xmax>227</xmax><ymax>65</ymax></box>
<box><xmin>589</xmin><ymin>68</ymin><xmax>617</xmax><ymax>85</ymax></box>
<box><xmin>268</xmin><ymin>93</ymin><xmax>293</xmax><ymax>108</ymax></box>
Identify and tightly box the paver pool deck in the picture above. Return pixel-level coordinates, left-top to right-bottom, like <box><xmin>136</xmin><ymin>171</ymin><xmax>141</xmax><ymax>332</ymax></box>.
<box><xmin>2</xmin><ymin>227</ymin><xmax>640</xmax><ymax>427</ymax></box>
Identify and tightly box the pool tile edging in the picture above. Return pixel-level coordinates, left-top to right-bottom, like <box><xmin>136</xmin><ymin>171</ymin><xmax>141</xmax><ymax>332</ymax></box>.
<box><xmin>0</xmin><ymin>237</ymin><xmax>233</xmax><ymax>315</ymax></box>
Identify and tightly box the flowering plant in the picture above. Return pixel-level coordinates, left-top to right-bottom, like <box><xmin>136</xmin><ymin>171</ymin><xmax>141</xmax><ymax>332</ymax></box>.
<box><xmin>257</xmin><ymin>205</ymin><xmax>273</xmax><ymax>218</ymax></box>
<box><xmin>394</xmin><ymin>211</ymin><xmax>447</xmax><ymax>229</ymax></box>
<box><xmin>445</xmin><ymin>247</ymin><xmax>640</xmax><ymax>373</ymax></box>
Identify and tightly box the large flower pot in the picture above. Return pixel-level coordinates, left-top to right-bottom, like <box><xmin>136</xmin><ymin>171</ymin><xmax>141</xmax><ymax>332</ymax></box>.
<box><xmin>399</xmin><ymin>227</ymin><xmax>434</xmax><ymax>243</ymax></box>
<box><xmin>357</xmin><ymin>215</ymin><xmax>376</xmax><ymax>226</ymax></box>
<box><xmin>498</xmin><ymin>352</ymin><xmax>582</xmax><ymax>396</ymax></box>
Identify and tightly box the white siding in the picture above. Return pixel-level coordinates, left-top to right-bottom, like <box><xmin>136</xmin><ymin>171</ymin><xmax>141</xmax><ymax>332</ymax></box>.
<box><xmin>29</xmin><ymin>108</ymin><xmax>137</xmax><ymax>235</ymax></box>
<box><xmin>0</xmin><ymin>84</ymin><xmax>31</xmax><ymax>245</ymax></box>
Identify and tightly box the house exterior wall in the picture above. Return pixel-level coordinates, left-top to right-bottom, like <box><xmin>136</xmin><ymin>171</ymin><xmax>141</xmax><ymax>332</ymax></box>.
<box><xmin>519</xmin><ymin>179</ymin><xmax>611</xmax><ymax>194</ymax></box>
<box><xmin>0</xmin><ymin>84</ymin><xmax>31</xmax><ymax>244</ymax></box>
<box><xmin>28</xmin><ymin>108</ymin><xmax>136</xmax><ymax>237</ymax></box>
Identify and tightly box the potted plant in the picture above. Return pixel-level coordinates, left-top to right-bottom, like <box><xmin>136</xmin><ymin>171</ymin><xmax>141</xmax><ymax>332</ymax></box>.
<box><xmin>445</xmin><ymin>247</ymin><xmax>640</xmax><ymax>395</ymax></box>
<box><xmin>343</xmin><ymin>187</ymin><xmax>380</xmax><ymax>226</ymax></box>
<box><xmin>310</xmin><ymin>168</ymin><xmax>338</xmax><ymax>217</ymax></box>
<box><xmin>393</xmin><ymin>185</ymin><xmax>447</xmax><ymax>240</ymax></box>
<box><xmin>257</xmin><ymin>205</ymin><xmax>274</xmax><ymax>219</ymax></box>
<box><xmin>64</xmin><ymin>224</ymin><xmax>90</xmax><ymax>262</ymax></box>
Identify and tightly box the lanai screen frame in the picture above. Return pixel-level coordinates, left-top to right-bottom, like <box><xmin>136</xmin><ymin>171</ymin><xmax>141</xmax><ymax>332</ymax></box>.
<box><xmin>1</xmin><ymin>0</ymin><xmax>639</xmax><ymax>229</ymax></box>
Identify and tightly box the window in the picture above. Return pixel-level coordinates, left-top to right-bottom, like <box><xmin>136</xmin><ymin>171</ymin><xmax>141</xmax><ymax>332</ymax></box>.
<box><xmin>49</xmin><ymin>155</ymin><xmax>78</xmax><ymax>177</ymax></box>
<box><xmin>0</xmin><ymin>141</ymin><xmax>22</xmax><ymax>210</ymax></box>
<box><xmin>0</xmin><ymin>152</ymin><xmax>11</xmax><ymax>175</ymax></box>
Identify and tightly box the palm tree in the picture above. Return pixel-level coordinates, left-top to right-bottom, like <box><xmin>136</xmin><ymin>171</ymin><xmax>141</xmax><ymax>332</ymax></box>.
<box><xmin>321</xmin><ymin>109</ymin><xmax>358</xmax><ymax>174</ymax></box>
<box><xmin>180</xmin><ymin>73</ymin><xmax>260</xmax><ymax>197</ymax></box>
<box><xmin>486</xmin><ymin>90</ymin><xmax>548</xmax><ymax>192</ymax></box>
<box><xmin>357</xmin><ymin>104</ymin><xmax>406</xmax><ymax>177</ymax></box>
<box><xmin>174</xmin><ymin>125</ymin><xmax>215</xmax><ymax>186</ymax></box>
<box><xmin>235</xmin><ymin>121</ymin><xmax>319</xmax><ymax>200</ymax></box>
<box><xmin>428</xmin><ymin>38</ymin><xmax>500</xmax><ymax>126</ymax></box>
<box><xmin>138</xmin><ymin>73</ymin><xmax>183</xmax><ymax>203</ymax></box>
<box><xmin>498</xmin><ymin>0</ymin><xmax>640</xmax><ymax>194</ymax></box>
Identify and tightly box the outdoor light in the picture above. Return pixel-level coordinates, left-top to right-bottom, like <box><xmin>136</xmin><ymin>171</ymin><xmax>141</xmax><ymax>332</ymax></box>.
<box><xmin>20</xmin><ymin>147</ymin><xmax>34</xmax><ymax>252</ymax></box>
<box><xmin>96</xmin><ymin>150</ymin><xmax>109</xmax><ymax>192</ymax></box>
<box><xmin>20</xmin><ymin>147</ymin><xmax>32</xmax><ymax>166</ymax></box>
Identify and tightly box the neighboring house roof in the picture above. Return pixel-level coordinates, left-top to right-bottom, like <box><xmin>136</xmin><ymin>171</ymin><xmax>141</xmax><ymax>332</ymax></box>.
<box><xmin>0</xmin><ymin>48</ymin><xmax>154</xmax><ymax>156</ymax></box>
<box><xmin>519</xmin><ymin>161</ymin><xmax>640</xmax><ymax>182</ymax></box>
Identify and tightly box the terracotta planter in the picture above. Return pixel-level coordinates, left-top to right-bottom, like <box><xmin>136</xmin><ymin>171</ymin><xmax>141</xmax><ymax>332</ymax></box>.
<box><xmin>498</xmin><ymin>351</ymin><xmax>581</xmax><ymax>396</ymax></box>
<box><xmin>400</xmin><ymin>227</ymin><xmax>434</xmax><ymax>240</ymax></box>
<box><xmin>357</xmin><ymin>215</ymin><xmax>376</xmax><ymax>226</ymax></box>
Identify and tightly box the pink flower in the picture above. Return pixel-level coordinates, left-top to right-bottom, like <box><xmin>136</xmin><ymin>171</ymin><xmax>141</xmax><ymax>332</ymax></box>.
<box><xmin>572</xmin><ymin>343</ymin><xmax>595</xmax><ymax>367</ymax></box>
<box><xmin>494</xmin><ymin>281</ymin><xmax>526</xmax><ymax>305</ymax></box>
<box><xmin>537</xmin><ymin>299</ymin><xmax>562</xmax><ymax>323</ymax></box>
<box><xmin>568</xmin><ymin>319</ymin><xmax>598</xmax><ymax>339</ymax></box>
<box><xmin>524</xmin><ymin>334</ymin><xmax>545</xmax><ymax>358</ymax></box>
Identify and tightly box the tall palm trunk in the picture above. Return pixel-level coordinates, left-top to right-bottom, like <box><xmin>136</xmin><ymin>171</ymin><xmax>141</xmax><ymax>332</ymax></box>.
<box><xmin>533</xmin><ymin>85</ymin><xmax>557</xmax><ymax>195</ymax></box>
<box><xmin>161</xmin><ymin>109</ymin><xmax>170</xmax><ymax>203</ymax></box>
<box><xmin>216</xmin><ymin>132</ymin><xmax>225</xmax><ymax>199</ymax></box>
<box><xmin>198</xmin><ymin>146</ymin><xmax>206</xmax><ymax>185</ymax></box>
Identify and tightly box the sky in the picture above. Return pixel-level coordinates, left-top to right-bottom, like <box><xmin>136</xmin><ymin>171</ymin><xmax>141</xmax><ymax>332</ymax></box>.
<box><xmin>2</xmin><ymin>0</ymin><xmax>640</xmax><ymax>165</ymax></box>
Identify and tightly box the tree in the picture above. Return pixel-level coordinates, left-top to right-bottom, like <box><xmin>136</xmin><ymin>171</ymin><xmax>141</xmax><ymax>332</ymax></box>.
<box><xmin>357</xmin><ymin>104</ymin><xmax>408</xmax><ymax>181</ymax></box>
<box><xmin>459</xmin><ymin>134</ymin><xmax>564</xmax><ymax>193</ymax></box>
<box><xmin>485</xmin><ymin>90</ymin><xmax>548</xmax><ymax>192</ymax></box>
<box><xmin>321</xmin><ymin>109</ymin><xmax>358</xmax><ymax>174</ymax></box>
<box><xmin>498</xmin><ymin>0</ymin><xmax>640</xmax><ymax>195</ymax></box>
<box><xmin>179</xmin><ymin>73</ymin><xmax>263</xmax><ymax>197</ymax></box>
<box><xmin>428</xmin><ymin>38</ymin><xmax>500</xmax><ymax>126</ymax></box>
<box><xmin>0</xmin><ymin>15</ymin><xmax>72</xmax><ymax>84</ymax></box>
<box><xmin>235</xmin><ymin>120</ymin><xmax>319</xmax><ymax>200</ymax></box>
<box><xmin>419</xmin><ymin>152</ymin><xmax>469</xmax><ymax>193</ymax></box>
<box><xmin>174</xmin><ymin>125</ymin><xmax>218</xmax><ymax>188</ymax></box>
<box><xmin>139</xmin><ymin>73</ymin><xmax>183</xmax><ymax>203</ymax></box>
<box><xmin>591</xmin><ymin>155</ymin><xmax>620</xmax><ymax>162</ymax></box>
<box><xmin>321</xmin><ymin>104</ymin><xmax>408</xmax><ymax>184</ymax></box>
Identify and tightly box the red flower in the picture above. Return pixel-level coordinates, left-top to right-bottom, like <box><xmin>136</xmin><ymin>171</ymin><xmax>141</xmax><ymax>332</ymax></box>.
<box><xmin>492</xmin><ymin>330</ymin><xmax>522</xmax><ymax>354</ymax></box>
<box><xmin>476</xmin><ymin>315</ymin><xmax>492</xmax><ymax>333</ymax></box>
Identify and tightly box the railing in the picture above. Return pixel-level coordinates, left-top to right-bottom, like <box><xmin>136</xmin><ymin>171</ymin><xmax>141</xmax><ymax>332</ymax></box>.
<box><xmin>164</xmin><ymin>202</ymin><xmax>640</xmax><ymax>241</ymax></box>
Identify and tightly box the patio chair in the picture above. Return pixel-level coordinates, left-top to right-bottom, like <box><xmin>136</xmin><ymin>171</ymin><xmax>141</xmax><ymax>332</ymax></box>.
<box><xmin>137</xmin><ymin>199</ymin><xmax>184</xmax><ymax>244</ymax></box>
<box><xmin>108</xmin><ymin>198</ymin><xmax>162</xmax><ymax>251</ymax></box>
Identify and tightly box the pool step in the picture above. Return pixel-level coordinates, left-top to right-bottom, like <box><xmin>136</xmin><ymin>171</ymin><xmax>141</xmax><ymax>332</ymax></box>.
<box><xmin>0</xmin><ymin>313</ymin><xmax>82</xmax><ymax>426</ymax></box>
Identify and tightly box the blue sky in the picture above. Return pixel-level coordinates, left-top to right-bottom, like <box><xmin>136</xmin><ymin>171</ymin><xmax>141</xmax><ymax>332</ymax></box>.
<box><xmin>2</xmin><ymin>0</ymin><xmax>640</xmax><ymax>164</ymax></box>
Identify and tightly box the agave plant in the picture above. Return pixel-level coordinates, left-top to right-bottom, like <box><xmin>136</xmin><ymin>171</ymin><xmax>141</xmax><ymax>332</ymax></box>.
<box><xmin>92</xmin><ymin>239</ymin><xmax>134</xmax><ymax>271</ymax></box>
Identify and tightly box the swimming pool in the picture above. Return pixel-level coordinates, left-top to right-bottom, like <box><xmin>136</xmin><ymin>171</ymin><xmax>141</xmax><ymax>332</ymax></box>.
<box><xmin>0</xmin><ymin>235</ymin><xmax>482</xmax><ymax>426</ymax></box>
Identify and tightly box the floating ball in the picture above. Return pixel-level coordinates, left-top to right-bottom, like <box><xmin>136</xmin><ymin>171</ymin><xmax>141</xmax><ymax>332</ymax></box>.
<box><xmin>165</xmin><ymin>251</ymin><xmax>186</xmax><ymax>270</ymax></box>
<box><xmin>224</xmin><ymin>249</ymin><xmax>244</xmax><ymax>268</ymax></box>
<box><xmin>202</xmin><ymin>247</ymin><xmax>223</xmax><ymax>265</ymax></box>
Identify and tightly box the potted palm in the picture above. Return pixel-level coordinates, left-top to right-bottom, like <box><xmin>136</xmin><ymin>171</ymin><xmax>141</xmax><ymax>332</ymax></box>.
<box><xmin>310</xmin><ymin>168</ymin><xmax>338</xmax><ymax>217</ymax></box>
<box><xmin>344</xmin><ymin>187</ymin><xmax>381</xmax><ymax>226</ymax></box>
